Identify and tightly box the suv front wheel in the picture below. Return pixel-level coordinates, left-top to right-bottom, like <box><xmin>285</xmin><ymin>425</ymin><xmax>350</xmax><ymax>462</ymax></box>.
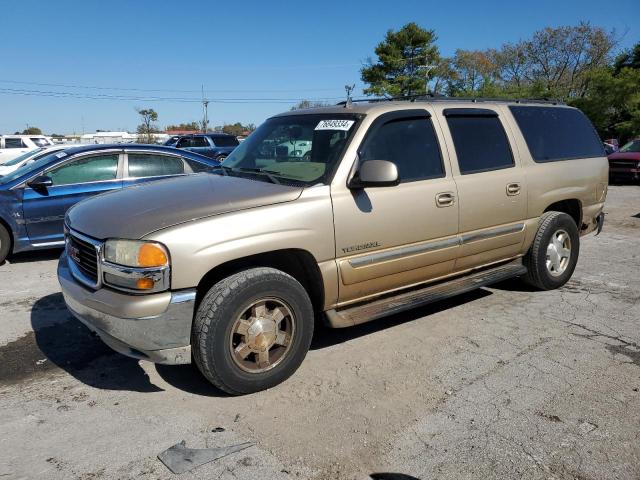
<box><xmin>523</xmin><ymin>211</ymin><xmax>580</xmax><ymax>290</ymax></box>
<box><xmin>192</xmin><ymin>267</ymin><xmax>314</xmax><ymax>395</ymax></box>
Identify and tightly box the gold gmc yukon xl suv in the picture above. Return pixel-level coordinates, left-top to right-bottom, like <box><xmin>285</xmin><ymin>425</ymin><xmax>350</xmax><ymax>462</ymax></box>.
<box><xmin>58</xmin><ymin>99</ymin><xmax>608</xmax><ymax>394</ymax></box>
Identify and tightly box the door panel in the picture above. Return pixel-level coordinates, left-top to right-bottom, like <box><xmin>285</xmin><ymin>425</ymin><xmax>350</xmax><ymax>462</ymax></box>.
<box><xmin>22</xmin><ymin>153</ymin><xmax>122</xmax><ymax>244</ymax></box>
<box><xmin>437</xmin><ymin>109</ymin><xmax>527</xmax><ymax>271</ymax></box>
<box><xmin>332</xmin><ymin>111</ymin><xmax>459</xmax><ymax>304</ymax></box>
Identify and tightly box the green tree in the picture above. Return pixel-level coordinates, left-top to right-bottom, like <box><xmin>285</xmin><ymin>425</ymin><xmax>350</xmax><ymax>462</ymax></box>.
<box><xmin>570</xmin><ymin>43</ymin><xmax>640</xmax><ymax>143</ymax></box>
<box><xmin>136</xmin><ymin>108</ymin><xmax>159</xmax><ymax>143</ymax></box>
<box><xmin>614</xmin><ymin>43</ymin><xmax>640</xmax><ymax>73</ymax></box>
<box><xmin>361</xmin><ymin>23</ymin><xmax>440</xmax><ymax>97</ymax></box>
<box><xmin>165</xmin><ymin>121</ymin><xmax>200</xmax><ymax>132</ymax></box>
<box><xmin>220</xmin><ymin>122</ymin><xmax>257</xmax><ymax>136</ymax></box>
<box><xmin>22</xmin><ymin>127</ymin><xmax>43</xmax><ymax>135</ymax></box>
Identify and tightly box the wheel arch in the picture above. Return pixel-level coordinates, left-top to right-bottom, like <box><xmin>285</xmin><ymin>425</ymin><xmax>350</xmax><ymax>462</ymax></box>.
<box><xmin>0</xmin><ymin>215</ymin><xmax>14</xmax><ymax>254</ymax></box>
<box><xmin>195</xmin><ymin>248</ymin><xmax>325</xmax><ymax>314</ymax></box>
<box><xmin>543</xmin><ymin>198</ymin><xmax>582</xmax><ymax>229</ymax></box>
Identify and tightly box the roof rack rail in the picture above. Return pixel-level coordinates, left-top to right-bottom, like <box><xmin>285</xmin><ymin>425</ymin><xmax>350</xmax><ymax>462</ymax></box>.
<box><xmin>336</xmin><ymin>95</ymin><xmax>565</xmax><ymax>106</ymax></box>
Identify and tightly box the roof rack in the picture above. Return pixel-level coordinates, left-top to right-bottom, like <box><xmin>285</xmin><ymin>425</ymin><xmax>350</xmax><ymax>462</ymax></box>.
<box><xmin>336</xmin><ymin>94</ymin><xmax>565</xmax><ymax>107</ymax></box>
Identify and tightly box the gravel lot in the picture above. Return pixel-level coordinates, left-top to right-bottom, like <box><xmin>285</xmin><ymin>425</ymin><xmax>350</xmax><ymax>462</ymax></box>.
<box><xmin>0</xmin><ymin>185</ymin><xmax>639</xmax><ymax>480</ymax></box>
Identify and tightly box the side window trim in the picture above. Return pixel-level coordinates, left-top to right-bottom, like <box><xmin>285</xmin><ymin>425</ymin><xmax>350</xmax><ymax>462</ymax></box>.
<box><xmin>124</xmin><ymin>151</ymin><xmax>187</xmax><ymax>179</ymax></box>
<box><xmin>445</xmin><ymin>113</ymin><xmax>516</xmax><ymax>176</ymax></box>
<box><xmin>42</xmin><ymin>151</ymin><xmax>123</xmax><ymax>187</ymax></box>
<box><xmin>355</xmin><ymin>109</ymin><xmax>446</xmax><ymax>185</ymax></box>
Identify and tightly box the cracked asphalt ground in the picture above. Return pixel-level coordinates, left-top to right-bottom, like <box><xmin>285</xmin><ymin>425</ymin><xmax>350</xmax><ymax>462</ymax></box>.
<box><xmin>1</xmin><ymin>185</ymin><xmax>639</xmax><ymax>480</ymax></box>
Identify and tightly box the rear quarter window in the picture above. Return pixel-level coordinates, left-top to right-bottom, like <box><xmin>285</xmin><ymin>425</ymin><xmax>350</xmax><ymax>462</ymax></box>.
<box><xmin>509</xmin><ymin>106</ymin><xmax>604</xmax><ymax>162</ymax></box>
<box><xmin>210</xmin><ymin>136</ymin><xmax>239</xmax><ymax>147</ymax></box>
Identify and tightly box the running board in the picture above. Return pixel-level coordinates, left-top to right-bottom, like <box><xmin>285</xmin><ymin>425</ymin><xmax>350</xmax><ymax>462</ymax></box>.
<box><xmin>325</xmin><ymin>259</ymin><xmax>527</xmax><ymax>328</ymax></box>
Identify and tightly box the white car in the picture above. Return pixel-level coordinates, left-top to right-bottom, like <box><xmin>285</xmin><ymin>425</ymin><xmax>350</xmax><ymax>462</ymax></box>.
<box><xmin>0</xmin><ymin>135</ymin><xmax>54</xmax><ymax>164</ymax></box>
<box><xmin>0</xmin><ymin>144</ymin><xmax>80</xmax><ymax>176</ymax></box>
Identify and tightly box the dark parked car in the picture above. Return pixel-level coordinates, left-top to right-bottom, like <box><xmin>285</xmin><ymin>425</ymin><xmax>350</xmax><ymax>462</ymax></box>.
<box><xmin>174</xmin><ymin>133</ymin><xmax>239</xmax><ymax>161</ymax></box>
<box><xmin>0</xmin><ymin>144</ymin><xmax>219</xmax><ymax>263</ymax></box>
<box><xmin>608</xmin><ymin>139</ymin><xmax>640</xmax><ymax>183</ymax></box>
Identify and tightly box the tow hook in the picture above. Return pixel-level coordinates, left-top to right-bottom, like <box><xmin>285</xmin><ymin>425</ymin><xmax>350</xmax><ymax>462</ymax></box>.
<box><xmin>595</xmin><ymin>212</ymin><xmax>605</xmax><ymax>236</ymax></box>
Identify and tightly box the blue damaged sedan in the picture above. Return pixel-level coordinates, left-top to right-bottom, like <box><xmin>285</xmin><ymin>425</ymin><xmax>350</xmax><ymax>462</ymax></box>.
<box><xmin>0</xmin><ymin>144</ymin><xmax>219</xmax><ymax>263</ymax></box>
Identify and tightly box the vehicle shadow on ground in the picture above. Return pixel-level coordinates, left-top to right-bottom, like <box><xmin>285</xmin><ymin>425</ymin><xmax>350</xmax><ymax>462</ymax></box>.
<box><xmin>29</xmin><ymin>293</ymin><xmax>163</xmax><ymax>392</ymax></box>
<box><xmin>7</xmin><ymin>248</ymin><xmax>64</xmax><ymax>264</ymax></box>
<box><xmin>28</xmin><ymin>288</ymin><xmax>494</xmax><ymax>396</ymax></box>
<box><xmin>154</xmin><ymin>289</ymin><xmax>493</xmax><ymax>397</ymax></box>
<box><xmin>489</xmin><ymin>277</ymin><xmax>538</xmax><ymax>292</ymax></box>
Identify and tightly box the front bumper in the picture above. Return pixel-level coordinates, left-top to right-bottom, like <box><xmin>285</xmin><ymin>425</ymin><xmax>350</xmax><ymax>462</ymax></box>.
<box><xmin>58</xmin><ymin>253</ymin><xmax>195</xmax><ymax>365</ymax></box>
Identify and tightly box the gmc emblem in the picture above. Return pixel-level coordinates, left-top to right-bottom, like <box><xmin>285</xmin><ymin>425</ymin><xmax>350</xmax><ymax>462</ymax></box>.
<box><xmin>68</xmin><ymin>243</ymin><xmax>81</xmax><ymax>263</ymax></box>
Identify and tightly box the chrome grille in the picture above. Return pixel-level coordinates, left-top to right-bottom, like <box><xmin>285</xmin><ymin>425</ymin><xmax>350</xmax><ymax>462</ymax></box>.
<box><xmin>66</xmin><ymin>229</ymin><xmax>101</xmax><ymax>287</ymax></box>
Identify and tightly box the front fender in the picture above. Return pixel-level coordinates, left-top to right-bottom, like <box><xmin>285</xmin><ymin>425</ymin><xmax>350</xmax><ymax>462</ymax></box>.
<box><xmin>146</xmin><ymin>186</ymin><xmax>335</xmax><ymax>291</ymax></box>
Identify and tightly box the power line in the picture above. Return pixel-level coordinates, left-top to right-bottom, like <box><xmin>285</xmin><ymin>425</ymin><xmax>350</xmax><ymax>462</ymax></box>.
<box><xmin>0</xmin><ymin>79</ymin><xmax>356</xmax><ymax>94</ymax></box>
<box><xmin>0</xmin><ymin>86</ymin><xmax>345</xmax><ymax>104</ymax></box>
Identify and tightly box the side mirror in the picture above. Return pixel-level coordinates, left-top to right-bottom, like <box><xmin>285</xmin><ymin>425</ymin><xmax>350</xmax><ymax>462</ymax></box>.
<box><xmin>27</xmin><ymin>175</ymin><xmax>53</xmax><ymax>189</ymax></box>
<box><xmin>348</xmin><ymin>160</ymin><xmax>399</xmax><ymax>189</ymax></box>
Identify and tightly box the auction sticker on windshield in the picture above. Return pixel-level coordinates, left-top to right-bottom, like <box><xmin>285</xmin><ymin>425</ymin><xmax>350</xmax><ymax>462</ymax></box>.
<box><xmin>315</xmin><ymin>120</ymin><xmax>355</xmax><ymax>131</ymax></box>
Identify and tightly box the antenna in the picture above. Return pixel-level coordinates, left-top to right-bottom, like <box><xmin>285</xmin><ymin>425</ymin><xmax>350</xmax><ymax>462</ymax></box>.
<box><xmin>201</xmin><ymin>85</ymin><xmax>209</xmax><ymax>133</ymax></box>
<box><xmin>344</xmin><ymin>84</ymin><xmax>355</xmax><ymax>108</ymax></box>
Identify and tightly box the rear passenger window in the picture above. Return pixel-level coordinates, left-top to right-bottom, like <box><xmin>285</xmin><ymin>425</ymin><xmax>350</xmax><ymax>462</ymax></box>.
<box><xmin>446</xmin><ymin>114</ymin><xmax>513</xmax><ymax>174</ymax></box>
<box><xmin>510</xmin><ymin>106</ymin><xmax>604</xmax><ymax>162</ymax></box>
<box><xmin>359</xmin><ymin>117</ymin><xmax>444</xmax><ymax>182</ymax></box>
<box><xmin>191</xmin><ymin>137</ymin><xmax>209</xmax><ymax>148</ymax></box>
<box><xmin>128</xmin><ymin>153</ymin><xmax>185</xmax><ymax>177</ymax></box>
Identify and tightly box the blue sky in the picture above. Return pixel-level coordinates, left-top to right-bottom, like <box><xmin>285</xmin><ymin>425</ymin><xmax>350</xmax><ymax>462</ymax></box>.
<box><xmin>1</xmin><ymin>0</ymin><xmax>637</xmax><ymax>134</ymax></box>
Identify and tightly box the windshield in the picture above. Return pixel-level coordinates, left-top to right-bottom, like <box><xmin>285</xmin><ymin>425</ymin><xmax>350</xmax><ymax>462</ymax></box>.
<box><xmin>30</xmin><ymin>137</ymin><xmax>51</xmax><ymax>147</ymax></box>
<box><xmin>221</xmin><ymin>114</ymin><xmax>359</xmax><ymax>186</ymax></box>
<box><xmin>0</xmin><ymin>150</ymin><xmax>69</xmax><ymax>184</ymax></box>
<box><xmin>2</xmin><ymin>148</ymin><xmax>45</xmax><ymax>166</ymax></box>
<box><xmin>619</xmin><ymin>140</ymin><xmax>640</xmax><ymax>153</ymax></box>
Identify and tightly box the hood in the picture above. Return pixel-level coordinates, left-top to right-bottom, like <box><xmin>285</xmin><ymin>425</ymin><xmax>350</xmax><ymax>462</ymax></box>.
<box><xmin>66</xmin><ymin>173</ymin><xmax>303</xmax><ymax>240</ymax></box>
<box><xmin>608</xmin><ymin>152</ymin><xmax>640</xmax><ymax>161</ymax></box>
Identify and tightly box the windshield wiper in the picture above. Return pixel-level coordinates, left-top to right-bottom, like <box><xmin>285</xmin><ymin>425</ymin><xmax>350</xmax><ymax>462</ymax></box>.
<box><xmin>211</xmin><ymin>165</ymin><xmax>232</xmax><ymax>176</ymax></box>
<box><xmin>234</xmin><ymin>167</ymin><xmax>281</xmax><ymax>185</ymax></box>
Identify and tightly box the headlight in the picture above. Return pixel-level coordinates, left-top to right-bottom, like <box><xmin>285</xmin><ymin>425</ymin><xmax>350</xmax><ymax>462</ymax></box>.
<box><xmin>104</xmin><ymin>240</ymin><xmax>169</xmax><ymax>268</ymax></box>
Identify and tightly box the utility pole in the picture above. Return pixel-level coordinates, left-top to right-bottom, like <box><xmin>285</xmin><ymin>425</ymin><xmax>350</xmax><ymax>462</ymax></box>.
<box><xmin>417</xmin><ymin>64</ymin><xmax>437</xmax><ymax>95</ymax></box>
<box><xmin>201</xmin><ymin>85</ymin><xmax>209</xmax><ymax>133</ymax></box>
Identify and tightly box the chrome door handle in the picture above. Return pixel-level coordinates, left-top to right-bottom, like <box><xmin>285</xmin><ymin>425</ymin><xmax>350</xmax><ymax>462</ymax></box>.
<box><xmin>506</xmin><ymin>183</ymin><xmax>521</xmax><ymax>196</ymax></box>
<box><xmin>436</xmin><ymin>192</ymin><xmax>455</xmax><ymax>207</ymax></box>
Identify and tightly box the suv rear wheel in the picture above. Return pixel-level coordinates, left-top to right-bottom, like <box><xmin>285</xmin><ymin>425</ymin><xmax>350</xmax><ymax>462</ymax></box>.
<box><xmin>192</xmin><ymin>267</ymin><xmax>314</xmax><ymax>395</ymax></box>
<box><xmin>523</xmin><ymin>211</ymin><xmax>580</xmax><ymax>290</ymax></box>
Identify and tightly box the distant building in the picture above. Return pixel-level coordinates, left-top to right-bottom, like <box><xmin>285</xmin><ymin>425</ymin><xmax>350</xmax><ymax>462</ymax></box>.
<box><xmin>79</xmin><ymin>131</ymin><xmax>169</xmax><ymax>144</ymax></box>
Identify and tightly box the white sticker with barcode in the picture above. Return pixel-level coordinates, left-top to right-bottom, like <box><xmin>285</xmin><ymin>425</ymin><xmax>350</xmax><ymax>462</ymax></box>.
<box><xmin>315</xmin><ymin>119</ymin><xmax>355</xmax><ymax>131</ymax></box>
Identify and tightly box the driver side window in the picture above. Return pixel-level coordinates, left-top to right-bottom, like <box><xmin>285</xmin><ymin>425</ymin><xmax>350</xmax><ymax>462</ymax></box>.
<box><xmin>47</xmin><ymin>154</ymin><xmax>119</xmax><ymax>186</ymax></box>
<box><xmin>359</xmin><ymin>117</ymin><xmax>444</xmax><ymax>183</ymax></box>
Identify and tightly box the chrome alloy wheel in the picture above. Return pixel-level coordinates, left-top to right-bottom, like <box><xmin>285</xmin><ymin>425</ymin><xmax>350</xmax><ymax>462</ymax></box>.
<box><xmin>546</xmin><ymin>229</ymin><xmax>571</xmax><ymax>276</ymax></box>
<box><xmin>229</xmin><ymin>298</ymin><xmax>295</xmax><ymax>373</ymax></box>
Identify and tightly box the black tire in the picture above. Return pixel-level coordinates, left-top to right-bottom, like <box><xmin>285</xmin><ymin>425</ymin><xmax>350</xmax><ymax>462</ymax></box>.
<box><xmin>523</xmin><ymin>211</ymin><xmax>580</xmax><ymax>290</ymax></box>
<box><xmin>192</xmin><ymin>267</ymin><xmax>314</xmax><ymax>395</ymax></box>
<box><xmin>0</xmin><ymin>223</ymin><xmax>10</xmax><ymax>264</ymax></box>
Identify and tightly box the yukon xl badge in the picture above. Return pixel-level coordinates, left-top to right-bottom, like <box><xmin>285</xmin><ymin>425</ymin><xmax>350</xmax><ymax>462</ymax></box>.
<box><xmin>342</xmin><ymin>241</ymin><xmax>381</xmax><ymax>254</ymax></box>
